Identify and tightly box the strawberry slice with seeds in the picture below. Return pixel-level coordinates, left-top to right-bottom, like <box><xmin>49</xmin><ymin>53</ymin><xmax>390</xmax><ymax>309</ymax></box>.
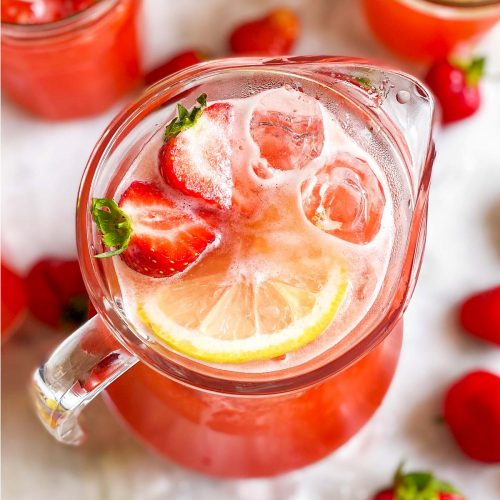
<box><xmin>92</xmin><ymin>181</ymin><xmax>217</xmax><ymax>278</ymax></box>
<box><xmin>158</xmin><ymin>94</ymin><xmax>234</xmax><ymax>209</ymax></box>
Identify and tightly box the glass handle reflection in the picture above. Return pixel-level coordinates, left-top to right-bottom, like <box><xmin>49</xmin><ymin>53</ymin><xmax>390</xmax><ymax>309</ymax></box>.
<box><xmin>31</xmin><ymin>315</ymin><xmax>138</xmax><ymax>445</ymax></box>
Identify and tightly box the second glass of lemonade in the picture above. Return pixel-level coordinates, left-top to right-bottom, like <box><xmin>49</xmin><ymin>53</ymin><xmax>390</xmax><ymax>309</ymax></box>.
<box><xmin>363</xmin><ymin>0</ymin><xmax>500</xmax><ymax>61</ymax></box>
<box><xmin>32</xmin><ymin>57</ymin><xmax>435</xmax><ymax>478</ymax></box>
<box><xmin>1</xmin><ymin>0</ymin><xmax>142</xmax><ymax>119</ymax></box>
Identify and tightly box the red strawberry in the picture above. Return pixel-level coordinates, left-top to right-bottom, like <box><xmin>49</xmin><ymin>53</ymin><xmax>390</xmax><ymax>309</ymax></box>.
<box><xmin>25</xmin><ymin>258</ymin><xmax>88</xmax><ymax>329</ymax></box>
<box><xmin>1</xmin><ymin>263</ymin><xmax>27</xmax><ymax>341</ymax></box>
<box><xmin>158</xmin><ymin>94</ymin><xmax>234</xmax><ymax>209</ymax></box>
<box><xmin>373</xmin><ymin>464</ymin><xmax>463</xmax><ymax>500</ymax></box>
<box><xmin>144</xmin><ymin>50</ymin><xmax>205</xmax><ymax>86</ymax></box>
<box><xmin>459</xmin><ymin>285</ymin><xmax>500</xmax><ymax>346</ymax></box>
<box><xmin>92</xmin><ymin>181</ymin><xmax>217</xmax><ymax>278</ymax></box>
<box><xmin>425</xmin><ymin>57</ymin><xmax>485</xmax><ymax>124</ymax></box>
<box><xmin>373</xmin><ymin>490</ymin><xmax>394</xmax><ymax>500</ymax></box>
<box><xmin>444</xmin><ymin>370</ymin><xmax>500</xmax><ymax>463</ymax></box>
<box><xmin>229</xmin><ymin>8</ymin><xmax>300</xmax><ymax>56</ymax></box>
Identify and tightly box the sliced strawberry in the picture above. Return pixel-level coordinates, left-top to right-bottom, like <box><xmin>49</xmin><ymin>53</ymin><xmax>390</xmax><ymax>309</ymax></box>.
<box><xmin>158</xmin><ymin>94</ymin><xmax>234</xmax><ymax>209</ymax></box>
<box><xmin>92</xmin><ymin>181</ymin><xmax>217</xmax><ymax>278</ymax></box>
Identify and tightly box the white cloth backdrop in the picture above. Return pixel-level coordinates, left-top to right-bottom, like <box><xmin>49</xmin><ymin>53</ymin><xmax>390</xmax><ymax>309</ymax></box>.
<box><xmin>2</xmin><ymin>1</ymin><xmax>500</xmax><ymax>498</ymax></box>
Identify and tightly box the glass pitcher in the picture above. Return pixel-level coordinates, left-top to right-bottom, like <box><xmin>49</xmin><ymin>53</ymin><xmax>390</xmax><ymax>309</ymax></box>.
<box><xmin>31</xmin><ymin>57</ymin><xmax>436</xmax><ymax>478</ymax></box>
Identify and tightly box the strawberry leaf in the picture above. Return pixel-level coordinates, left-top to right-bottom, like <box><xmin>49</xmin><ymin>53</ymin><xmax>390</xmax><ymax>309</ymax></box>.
<box><xmin>465</xmin><ymin>56</ymin><xmax>485</xmax><ymax>87</ymax></box>
<box><xmin>354</xmin><ymin>76</ymin><xmax>372</xmax><ymax>90</ymax></box>
<box><xmin>164</xmin><ymin>93</ymin><xmax>208</xmax><ymax>140</ymax></box>
<box><xmin>451</xmin><ymin>56</ymin><xmax>486</xmax><ymax>87</ymax></box>
<box><xmin>91</xmin><ymin>198</ymin><xmax>132</xmax><ymax>258</ymax></box>
<box><xmin>393</xmin><ymin>464</ymin><xmax>461</xmax><ymax>500</ymax></box>
<box><xmin>433</xmin><ymin>480</ymin><xmax>459</xmax><ymax>494</ymax></box>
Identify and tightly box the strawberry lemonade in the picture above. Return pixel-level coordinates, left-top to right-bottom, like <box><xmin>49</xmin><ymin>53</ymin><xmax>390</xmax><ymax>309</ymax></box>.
<box><xmin>89</xmin><ymin>84</ymin><xmax>407</xmax><ymax>476</ymax></box>
<box><xmin>92</xmin><ymin>86</ymin><xmax>395</xmax><ymax>372</ymax></box>
<box><xmin>31</xmin><ymin>57</ymin><xmax>436</xmax><ymax>478</ymax></box>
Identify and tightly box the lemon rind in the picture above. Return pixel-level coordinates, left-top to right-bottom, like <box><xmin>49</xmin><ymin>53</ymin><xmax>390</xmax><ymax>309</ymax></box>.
<box><xmin>138</xmin><ymin>264</ymin><xmax>348</xmax><ymax>364</ymax></box>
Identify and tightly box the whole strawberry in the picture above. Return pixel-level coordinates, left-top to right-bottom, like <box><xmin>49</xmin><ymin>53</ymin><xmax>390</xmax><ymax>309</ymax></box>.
<box><xmin>425</xmin><ymin>56</ymin><xmax>485</xmax><ymax>124</ymax></box>
<box><xmin>1</xmin><ymin>263</ymin><xmax>27</xmax><ymax>341</ymax></box>
<box><xmin>373</xmin><ymin>464</ymin><xmax>463</xmax><ymax>500</ymax></box>
<box><xmin>459</xmin><ymin>285</ymin><xmax>500</xmax><ymax>346</ymax></box>
<box><xmin>25</xmin><ymin>258</ymin><xmax>88</xmax><ymax>329</ymax></box>
<box><xmin>444</xmin><ymin>370</ymin><xmax>500</xmax><ymax>463</ymax></box>
<box><xmin>144</xmin><ymin>50</ymin><xmax>205</xmax><ymax>86</ymax></box>
<box><xmin>229</xmin><ymin>8</ymin><xmax>299</xmax><ymax>56</ymax></box>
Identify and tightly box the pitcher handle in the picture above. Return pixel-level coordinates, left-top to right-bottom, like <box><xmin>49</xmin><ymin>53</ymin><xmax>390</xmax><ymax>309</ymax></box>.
<box><xmin>31</xmin><ymin>315</ymin><xmax>138</xmax><ymax>445</ymax></box>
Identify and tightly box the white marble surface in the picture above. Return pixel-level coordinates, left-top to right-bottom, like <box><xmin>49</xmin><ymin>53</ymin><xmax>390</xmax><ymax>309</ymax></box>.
<box><xmin>2</xmin><ymin>1</ymin><xmax>500</xmax><ymax>499</ymax></box>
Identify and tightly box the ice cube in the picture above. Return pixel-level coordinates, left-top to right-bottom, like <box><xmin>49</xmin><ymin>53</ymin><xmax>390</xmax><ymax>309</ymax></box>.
<box><xmin>250</xmin><ymin>87</ymin><xmax>324</xmax><ymax>171</ymax></box>
<box><xmin>301</xmin><ymin>153</ymin><xmax>385</xmax><ymax>244</ymax></box>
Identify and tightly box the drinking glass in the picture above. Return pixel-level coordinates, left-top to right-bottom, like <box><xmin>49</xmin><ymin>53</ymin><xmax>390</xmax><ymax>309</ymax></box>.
<box><xmin>1</xmin><ymin>0</ymin><xmax>142</xmax><ymax>119</ymax></box>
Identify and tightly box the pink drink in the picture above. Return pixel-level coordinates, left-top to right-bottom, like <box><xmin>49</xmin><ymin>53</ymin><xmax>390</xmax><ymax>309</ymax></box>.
<box><xmin>90</xmin><ymin>82</ymin><xmax>411</xmax><ymax>476</ymax></box>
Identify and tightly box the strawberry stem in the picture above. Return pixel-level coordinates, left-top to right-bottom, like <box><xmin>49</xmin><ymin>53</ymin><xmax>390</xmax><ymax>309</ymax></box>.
<box><xmin>465</xmin><ymin>56</ymin><xmax>485</xmax><ymax>87</ymax></box>
<box><xmin>354</xmin><ymin>76</ymin><xmax>372</xmax><ymax>90</ymax></box>
<box><xmin>450</xmin><ymin>55</ymin><xmax>486</xmax><ymax>87</ymax></box>
<box><xmin>392</xmin><ymin>463</ymin><xmax>461</xmax><ymax>499</ymax></box>
<box><xmin>91</xmin><ymin>198</ymin><xmax>132</xmax><ymax>258</ymax></box>
<box><xmin>164</xmin><ymin>93</ymin><xmax>207</xmax><ymax>140</ymax></box>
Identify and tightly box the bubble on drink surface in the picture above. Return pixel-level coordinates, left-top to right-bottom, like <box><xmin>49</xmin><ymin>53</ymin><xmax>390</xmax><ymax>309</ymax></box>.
<box><xmin>250</xmin><ymin>87</ymin><xmax>325</xmax><ymax>171</ymax></box>
<box><xmin>300</xmin><ymin>153</ymin><xmax>386</xmax><ymax>244</ymax></box>
<box><xmin>396</xmin><ymin>90</ymin><xmax>410</xmax><ymax>104</ymax></box>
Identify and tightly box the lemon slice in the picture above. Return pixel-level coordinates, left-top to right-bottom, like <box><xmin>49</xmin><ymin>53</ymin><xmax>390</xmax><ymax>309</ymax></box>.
<box><xmin>138</xmin><ymin>252</ymin><xmax>348</xmax><ymax>363</ymax></box>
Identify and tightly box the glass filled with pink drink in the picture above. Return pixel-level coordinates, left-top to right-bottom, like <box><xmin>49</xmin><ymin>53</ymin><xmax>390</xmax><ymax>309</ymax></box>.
<box><xmin>1</xmin><ymin>0</ymin><xmax>142</xmax><ymax>119</ymax></box>
<box><xmin>363</xmin><ymin>0</ymin><xmax>500</xmax><ymax>61</ymax></box>
<box><xmin>31</xmin><ymin>57</ymin><xmax>435</xmax><ymax>477</ymax></box>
